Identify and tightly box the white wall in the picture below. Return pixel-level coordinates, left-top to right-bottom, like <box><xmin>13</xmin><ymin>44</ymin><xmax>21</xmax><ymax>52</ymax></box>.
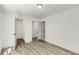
<box><xmin>23</xmin><ymin>19</ymin><xmax>32</xmax><ymax>42</ymax></box>
<box><xmin>2</xmin><ymin>11</ymin><xmax>16</xmax><ymax>48</ymax></box>
<box><xmin>44</xmin><ymin>7</ymin><xmax>79</xmax><ymax>53</ymax></box>
<box><xmin>0</xmin><ymin>7</ymin><xmax>2</xmax><ymax>48</ymax></box>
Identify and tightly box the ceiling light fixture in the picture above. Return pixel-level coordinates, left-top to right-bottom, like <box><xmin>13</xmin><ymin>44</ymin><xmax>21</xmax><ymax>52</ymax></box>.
<box><xmin>37</xmin><ymin>4</ymin><xmax>43</xmax><ymax>8</ymax></box>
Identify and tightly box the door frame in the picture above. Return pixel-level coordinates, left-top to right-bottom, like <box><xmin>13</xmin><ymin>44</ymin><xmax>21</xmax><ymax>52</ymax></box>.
<box><xmin>14</xmin><ymin>18</ymin><xmax>23</xmax><ymax>49</ymax></box>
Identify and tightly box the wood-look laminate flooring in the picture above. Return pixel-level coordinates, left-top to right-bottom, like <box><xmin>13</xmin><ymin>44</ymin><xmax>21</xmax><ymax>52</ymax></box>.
<box><xmin>10</xmin><ymin>40</ymin><xmax>78</xmax><ymax>55</ymax></box>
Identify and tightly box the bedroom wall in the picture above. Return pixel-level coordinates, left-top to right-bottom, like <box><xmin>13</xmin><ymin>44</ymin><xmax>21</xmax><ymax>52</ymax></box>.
<box><xmin>0</xmin><ymin>6</ymin><xmax>2</xmax><ymax>48</ymax></box>
<box><xmin>44</xmin><ymin>7</ymin><xmax>79</xmax><ymax>53</ymax></box>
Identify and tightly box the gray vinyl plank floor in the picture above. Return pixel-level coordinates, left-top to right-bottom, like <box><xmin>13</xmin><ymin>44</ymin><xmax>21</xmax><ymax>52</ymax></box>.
<box><xmin>10</xmin><ymin>41</ymin><xmax>77</xmax><ymax>55</ymax></box>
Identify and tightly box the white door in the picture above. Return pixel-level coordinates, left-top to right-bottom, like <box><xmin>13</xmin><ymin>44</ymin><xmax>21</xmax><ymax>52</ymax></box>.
<box><xmin>38</xmin><ymin>21</ymin><xmax>45</xmax><ymax>41</ymax></box>
<box><xmin>2</xmin><ymin>13</ymin><xmax>16</xmax><ymax>49</ymax></box>
<box><xmin>41</xmin><ymin>21</ymin><xmax>45</xmax><ymax>41</ymax></box>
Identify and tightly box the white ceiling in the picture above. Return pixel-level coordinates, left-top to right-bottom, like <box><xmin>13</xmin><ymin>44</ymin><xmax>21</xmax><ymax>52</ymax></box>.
<box><xmin>1</xmin><ymin>4</ymin><xmax>79</xmax><ymax>18</ymax></box>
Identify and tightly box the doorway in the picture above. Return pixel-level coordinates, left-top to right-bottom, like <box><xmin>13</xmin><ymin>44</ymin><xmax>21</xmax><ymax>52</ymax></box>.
<box><xmin>40</xmin><ymin>21</ymin><xmax>45</xmax><ymax>41</ymax></box>
<box><xmin>15</xmin><ymin>18</ymin><xmax>24</xmax><ymax>48</ymax></box>
<box><xmin>32</xmin><ymin>21</ymin><xmax>39</xmax><ymax>41</ymax></box>
<box><xmin>32</xmin><ymin>21</ymin><xmax>45</xmax><ymax>41</ymax></box>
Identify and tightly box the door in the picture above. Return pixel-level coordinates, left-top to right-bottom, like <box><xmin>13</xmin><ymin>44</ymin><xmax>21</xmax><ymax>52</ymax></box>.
<box><xmin>41</xmin><ymin>21</ymin><xmax>45</xmax><ymax>41</ymax></box>
<box><xmin>1</xmin><ymin>13</ymin><xmax>17</xmax><ymax>49</ymax></box>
